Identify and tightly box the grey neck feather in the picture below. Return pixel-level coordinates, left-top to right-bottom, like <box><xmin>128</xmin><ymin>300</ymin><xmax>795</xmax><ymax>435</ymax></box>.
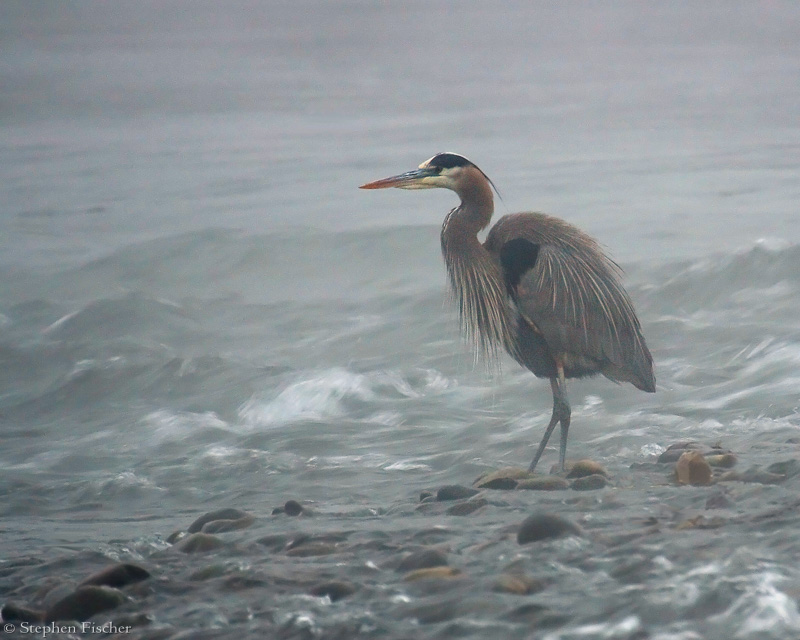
<box><xmin>440</xmin><ymin>203</ymin><xmax>515</xmax><ymax>365</ymax></box>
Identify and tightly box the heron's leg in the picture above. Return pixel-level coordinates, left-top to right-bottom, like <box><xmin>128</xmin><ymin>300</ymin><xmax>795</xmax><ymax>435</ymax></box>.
<box><xmin>527</xmin><ymin>377</ymin><xmax>562</xmax><ymax>473</ymax></box>
<box><xmin>555</xmin><ymin>364</ymin><xmax>571</xmax><ymax>472</ymax></box>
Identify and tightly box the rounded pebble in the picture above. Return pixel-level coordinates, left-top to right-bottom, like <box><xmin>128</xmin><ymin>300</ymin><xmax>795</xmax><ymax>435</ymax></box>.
<box><xmin>79</xmin><ymin>563</ymin><xmax>151</xmax><ymax>589</ymax></box>
<box><xmin>403</xmin><ymin>566</ymin><xmax>462</xmax><ymax>582</ymax></box>
<box><xmin>705</xmin><ymin>453</ymin><xmax>737</xmax><ymax>468</ymax></box>
<box><xmin>517</xmin><ymin>513</ymin><xmax>582</xmax><ymax>545</ymax></box>
<box><xmin>174</xmin><ymin>532</ymin><xmax>225</xmax><ymax>553</ymax></box>
<box><xmin>188</xmin><ymin>508</ymin><xmax>251</xmax><ymax>533</ymax></box>
<box><xmin>201</xmin><ymin>514</ymin><xmax>256</xmax><ymax>533</ymax></box>
<box><xmin>284</xmin><ymin>500</ymin><xmax>304</xmax><ymax>516</ymax></box>
<box><xmin>675</xmin><ymin>451</ymin><xmax>712</xmax><ymax>485</ymax></box>
<box><xmin>437</xmin><ymin>485</ymin><xmax>480</xmax><ymax>501</ymax></box>
<box><xmin>446</xmin><ymin>498</ymin><xmax>488</xmax><ymax>516</ymax></box>
<box><xmin>1</xmin><ymin>602</ymin><xmax>44</xmax><ymax>623</ymax></box>
<box><xmin>474</xmin><ymin>467</ymin><xmax>533</xmax><ymax>489</ymax></box>
<box><xmin>309</xmin><ymin>580</ymin><xmax>357</xmax><ymax>601</ymax></box>
<box><xmin>396</xmin><ymin>548</ymin><xmax>448</xmax><ymax>573</ymax></box>
<box><xmin>516</xmin><ymin>476</ymin><xmax>569</xmax><ymax>491</ymax></box>
<box><xmin>565</xmin><ymin>459</ymin><xmax>608</xmax><ymax>478</ymax></box>
<box><xmin>492</xmin><ymin>573</ymin><xmax>545</xmax><ymax>595</ymax></box>
<box><xmin>570</xmin><ymin>474</ymin><xmax>608</xmax><ymax>491</ymax></box>
<box><xmin>45</xmin><ymin>586</ymin><xmax>126</xmax><ymax>622</ymax></box>
<box><xmin>166</xmin><ymin>530</ymin><xmax>186</xmax><ymax>544</ymax></box>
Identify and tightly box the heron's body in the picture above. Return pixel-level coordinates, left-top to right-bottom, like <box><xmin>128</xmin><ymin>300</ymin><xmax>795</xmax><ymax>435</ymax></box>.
<box><xmin>361</xmin><ymin>153</ymin><xmax>654</xmax><ymax>472</ymax></box>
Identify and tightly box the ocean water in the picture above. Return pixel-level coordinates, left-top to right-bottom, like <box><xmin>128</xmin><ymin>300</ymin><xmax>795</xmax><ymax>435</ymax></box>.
<box><xmin>1</xmin><ymin>1</ymin><xmax>800</xmax><ymax>638</ymax></box>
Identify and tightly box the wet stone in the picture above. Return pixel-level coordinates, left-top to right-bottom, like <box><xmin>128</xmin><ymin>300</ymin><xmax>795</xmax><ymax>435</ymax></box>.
<box><xmin>658</xmin><ymin>442</ymin><xmax>714</xmax><ymax>463</ymax></box>
<box><xmin>403</xmin><ymin>566</ymin><xmax>462</xmax><ymax>582</ymax></box>
<box><xmin>45</xmin><ymin>585</ymin><xmax>126</xmax><ymax>622</ymax></box>
<box><xmin>492</xmin><ymin>573</ymin><xmax>545</xmax><ymax>595</ymax></box>
<box><xmin>284</xmin><ymin>500</ymin><xmax>304</xmax><ymax>516</ymax></box>
<box><xmin>675</xmin><ymin>451</ymin><xmax>712</xmax><ymax>485</ymax></box>
<box><xmin>437</xmin><ymin>485</ymin><xmax>480</xmax><ymax>501</ymax></box>
<box><xmin>718</xmin><ymin>467</ymin><xmax>786</xmax><ymax>484</ymax></box>
<box><xmin>419</xmin><ymin>490</ymin><xmax>435</xmax><ymax>501</ymax></box>
<box><xmin>705</xmin><ymin>453</ymin><xmax>737</xmax><ymax>468</ymax></box>
<box><xmin>309</xmin><ymin>580</ymin><xmax>357</xmax><ymax>601</ymax></box>
<box><xmin>517</xmin><ymin>513</ymin><xmax>582</xmax><ymax>545</ymax></box>
<box><xmin>446</xmin><ymin>498</ymin><xmax>488</xmax><ymax>516</ymax></box>
<box><xmin>1</xmin><ymin>602</ymin><xmax>44</xmax><ymax>623</ymax></box>
<box><xmin>474</xmin><ymin>467</ymin><xmax>533</xmax><ymax>490</ymax></box>
<box><xmin>396</xmin><ymin>548</ymin><xmax>448</xmax><ymax>572</ymax></box>
<box><xmin>174</xmin><ymin>532</ymin><xmax>225</xmax><ymax>553</ymax></box>
<box><xmin>201</xmin><ymin>514</ymin><xmax>255</xmax><ymax>533</ymax></box>
<box><xmin>79</xmin><ymin>563</ymin><xmax>151</xmax><ymax>589</ymax></box>
<box><xmin>188</xmin><ymin>508</ymin><xmax>251</xmax><ymax>533</ymax></box>
<box><xmin>565</xmin><ymin>459</ymin><xmax>609</xmax><ymax>479</ymax></box>
<box><xmin>570</xmin><ymin>474</ymin><xmax>608</xmax><ymax>491</ymax></box>
<box><xmin>517</xmin><ymin>475</ymin><xmax>570</xmax><ymax>491</ymax></box>
<box><xmin>166</xmin><ymin>530</ymin><xmax>186</xmax><ymax>544</ymax></box>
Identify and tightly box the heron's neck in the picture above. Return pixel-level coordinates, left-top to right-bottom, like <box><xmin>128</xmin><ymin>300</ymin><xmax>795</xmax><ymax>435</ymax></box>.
<box><xmin>454</xmin><ymin>179</ymin><xmax>495</xmax><ymax>234</ymax></box>
<box><xmin>440</xmin><ymin>194</ymin><xmax>512</xmax><ymax>364</ymax></box>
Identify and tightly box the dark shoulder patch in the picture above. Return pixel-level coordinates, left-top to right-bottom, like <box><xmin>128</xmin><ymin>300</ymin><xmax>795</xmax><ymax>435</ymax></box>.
<box><xmin>428</xmin><ymin>153</ymin><xmax>473</xmax><ymax>169</ymax></box>
<box><xmin>499</xmin><ymin>238</ymin><xmax>540</xmax><ymax>291</ymax></box>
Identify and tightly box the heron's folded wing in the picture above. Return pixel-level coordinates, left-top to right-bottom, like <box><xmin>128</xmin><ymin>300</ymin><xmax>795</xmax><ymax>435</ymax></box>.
<box><xmin>508</xmin><ymin>244</ymin><xmax>654</xmax><ymax>390</ymax></box>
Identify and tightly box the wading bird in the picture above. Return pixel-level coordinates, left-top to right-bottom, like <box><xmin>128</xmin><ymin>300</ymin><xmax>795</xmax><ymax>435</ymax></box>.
<box><xmin>360</xmin><ymin>153</ymin><xmax>655</xmax><ymax>472</ymax></box>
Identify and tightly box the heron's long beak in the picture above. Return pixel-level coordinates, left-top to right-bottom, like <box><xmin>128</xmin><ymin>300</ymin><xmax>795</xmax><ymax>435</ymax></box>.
<box><xmin>359</xmin><ymin>167</ymin><xmax>438</xmax><ymax>190</ymax></box>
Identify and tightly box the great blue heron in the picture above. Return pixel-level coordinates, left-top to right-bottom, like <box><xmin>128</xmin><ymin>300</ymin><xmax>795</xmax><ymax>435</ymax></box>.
<box><xmin>360</xmin><ymin>152</ymin><xmax>655</xmax><ymax>473</ymax></box>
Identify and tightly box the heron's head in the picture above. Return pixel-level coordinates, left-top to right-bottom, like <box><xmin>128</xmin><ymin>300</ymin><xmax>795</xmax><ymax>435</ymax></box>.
<box><xmin>359</xmin><ymin>152</ymin><xmax>497</xmax><ymax>196</ymax></box>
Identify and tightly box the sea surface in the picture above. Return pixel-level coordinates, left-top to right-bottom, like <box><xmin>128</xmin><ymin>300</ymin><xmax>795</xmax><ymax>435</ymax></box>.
<box><xmin>1</xmin><ymin>2</ymin><xmax>800</xmax><ymax>638</ymax></box>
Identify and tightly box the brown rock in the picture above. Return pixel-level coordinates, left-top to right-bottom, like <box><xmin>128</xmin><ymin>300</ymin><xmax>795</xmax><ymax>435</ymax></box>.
<box><xmin>284</xmin><ymin>500</ymin><xmax>304</xmax><ymax>516</ymax></box>
<box><xmin>309</xmin><ymin>580</ymin><xmax>357</xmax><ymax>601</ymax></box>
<box><xmin>166</xmin><ymin>530</ymin><xmax>185</xmax><ymax>544</ymax></box>
<box><xmin>397</xmin><ymin>548</ymin><xmax>448</xmax><ymax>572</ymax></box>
<box><xmin>570</xmin><ymin>474</ymin><xmax>608</xmax><ymax>491</ymax></box>
<box><xmin>79</xmin><ymin>563</ymin><xmax>150</xmax><ymax>589</ymax></box>
<box><xmin>45</xmin><ymin>586</ymin><xmax>125</xmax><ymax>622</ymax></box>
<box><xmin>188</xmin><ymin>508</ymin><xmax>251</xmax><ymax>533</ymax></box>
<box><xmin>565</xmin><ymin>459</ymin><xmax>608</xmax><ymax>478</ymax></box>
<box><xmin>403</xmin><ymin>567</ymin><xmax>462</xmax><ymax>582</ymax></box>
<box><xmin>705</xmin><ymin>453</ymin><xmax>737</xmax><ymax>468</ymax></box>
<box><xmin>446</xmin><ymin>498</ymin><xmax>488</xmax><ymax>516</ymax></box>
<box><xmin>201</xmin><ymin>514</ymin><xmax>255</xmax><ymax>533</ymax></box>
<box><xmin>174</xmin><ymin>532</ymin><xmax>225</xmax><ymax>553</ymax></box>
<box><xmin>492</xmin><ymin>574</ymin><xmax>545</xmax><ymax>595</ymax></box>
<box><xmin>437</xmin><ymin>485</ymin><xmax>480</xmax><ymax>501</ymax></box>
<box><xmin>1</xmin><ymin>602</ymin><xmax>44</xmax><ymax>623</ymax></box>
<box><xmin>516</xmin><ymin>476</ymin><xmax>569</xmax><ymax>491</ymax></box>
<box><xmin>474</xmin><ymin>467</ymin><xmax>533</xmax><ymax>490</ymax></box>
<box><xmin>658</xmin><ymin>442</ymin><xmax>712</xmax><ymax>463</ymax></box>
<box><xmin>517</xmin><ymin>513</ymin><xmax>581</xmax><ymax>544</ymax></box>
<box><xmin>675</xmin><ymin>451</ymin><xmax>712</xmax><ymax>485</ymax></box>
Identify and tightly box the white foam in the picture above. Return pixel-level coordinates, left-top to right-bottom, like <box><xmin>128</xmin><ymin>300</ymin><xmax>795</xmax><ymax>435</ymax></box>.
<box><xmin>238</xmin><ymin>368</ymin><xmax>373</xmax><ymax>427</ymax></box>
